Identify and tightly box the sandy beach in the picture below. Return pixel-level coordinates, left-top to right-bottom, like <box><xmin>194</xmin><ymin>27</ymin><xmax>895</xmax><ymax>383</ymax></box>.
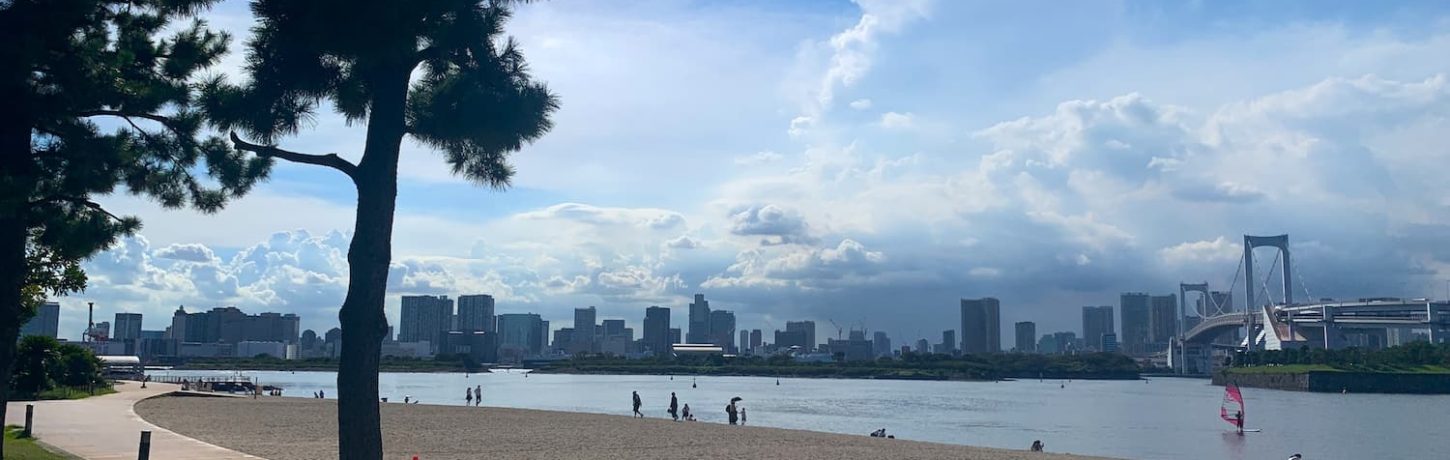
<box><xmin>136</xmin><ymin>395</ymin><xmax>1111</xmax><ymax>460</ymax></box>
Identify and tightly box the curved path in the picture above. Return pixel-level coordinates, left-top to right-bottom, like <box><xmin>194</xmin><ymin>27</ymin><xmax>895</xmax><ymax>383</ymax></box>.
<box><xmin>4</xmin><ymin>381</ymin><xmax>261</xmax><ymax>459</ymax></box>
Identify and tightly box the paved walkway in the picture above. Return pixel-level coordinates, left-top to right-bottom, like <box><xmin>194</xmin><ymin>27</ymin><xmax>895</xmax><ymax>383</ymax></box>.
<box><xmin>4</xmin><ymin>381</ymin><xmax>262</xmax><ymax>459</ymax></box>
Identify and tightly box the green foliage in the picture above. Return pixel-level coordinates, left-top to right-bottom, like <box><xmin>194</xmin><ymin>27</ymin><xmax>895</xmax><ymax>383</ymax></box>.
<box><xmin>9</xmin><ymin>336</ymin><xmax>105</xmax><ymax>399</ymax></box>
<box><xmin>176</xmin><ymin>356</ymin><xmax>482</xmax><ymax>373</ymax></box>
<box><xmin>1230</xmin><ymin>341</ymin><xmax>1450</xmax><ymax>373</ymax></box>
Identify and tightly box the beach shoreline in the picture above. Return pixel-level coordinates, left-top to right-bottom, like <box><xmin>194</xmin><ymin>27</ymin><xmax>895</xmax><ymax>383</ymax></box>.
<box><xmin>136</xmin><ymin>394</ymin><xmax>1111</xmax><ymax>460</ymax></box>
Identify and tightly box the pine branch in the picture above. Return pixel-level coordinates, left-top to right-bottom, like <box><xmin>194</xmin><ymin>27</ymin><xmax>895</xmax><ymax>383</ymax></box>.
<box><xmin>31</xmin><ymin>195</ymin><xmax>126</xmax><ymax>222</ymax></box>
<box><xmin>75</xmin><ymin>109</ymin><xmax>172</xmax><ymax>125</ymax></box>
<box><xmin>228</xmin><ymin>131</ymin><xmax>358</xmax><ymax>179</ymax></box>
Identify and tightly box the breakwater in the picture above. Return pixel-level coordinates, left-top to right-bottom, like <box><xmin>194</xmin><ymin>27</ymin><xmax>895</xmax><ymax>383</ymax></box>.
<box><xmin>1215</xmin><ymin>370</ymin><xmax>1450</xmax><ymax>394</ymax></box>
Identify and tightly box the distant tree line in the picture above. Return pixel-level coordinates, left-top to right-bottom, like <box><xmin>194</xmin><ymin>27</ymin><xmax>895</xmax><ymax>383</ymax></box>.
<box><xmin>542</xmin><ymin>351</ymin><xmax>1141</xmax><ymax>380</ymax></box>
<box><xmin>1232</xmin><ymin>341</ymin><xmax>1450</xmax><ymax>369</ymax></box>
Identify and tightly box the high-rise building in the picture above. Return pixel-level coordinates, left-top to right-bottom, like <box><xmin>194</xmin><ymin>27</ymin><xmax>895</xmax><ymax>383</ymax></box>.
<box><xmin>301</xmin><ymin>330</ymin><xmax>319</xmax><ymax>350</ymax></box>
<box><xmin>399</xmin><ymin>295</ymin><xmax>453</xmax><ymax>353</ymax></box>
<box><xmin>573</xmin><ymin>307</ymin><xmax>598</xmax><ymax>353</ymax></box>
<box><xmin>1150</xmin><ymin>294</ymin><xmax>1178</xmax><ymax>349</ymax></box>
<box><xmin>456</xmin><ymin>294</ymin><xmax>496</xmax><ymax>333</ymax></box>
<box><xmin>960</xmin><ymin>297</ymin><xmax>1001</xmax><ymax>353</ymax></box>
<box><xmin>941</xmin><ymin>330</ymin><xmax>957</xmax><ymax>354</ymax></box>
<box><xmin>668</xmin><ymin>328</ymin><xmax>681</xmax><ymax>346</ymax></box>
<box><xmin>1014</xmin><ymin>321</ymin><xmax>1036</xmax><ymax>353</ymax></box>
<box><xmin>872</xmin><ymin>331</ymin><xmax>891</xmax><ymax>357</ymax></box>
<box><xmin>1037</xmin><ymin>334</ymin><xmax>1058</xmax><ymax>355</ymax></box>
<box><xmin>602</xmin><ymin>319</ymin><xmax>626</xmax><ymax>338</ymax></box>
<box><xmin>785</xmin><ymin>321</ymin><xmax>816</xmax><ymax>351</ymax></box>
<box><xmin>739</xmin><ymin>330</ymin><xmax>750</xmax><ymax>352</ymax></box>
<box><xmin>92</xmin><ymin>321</ymin><xmax>111</xmax><ymax>340</ymax></box>
<box><xmin>553</xmin><ymin>327</ymin><xmax>574</xmax><ymax>351</ymax></box>
<box><xmin>1081</xmin><ymin>306</ymin><xmax>1114</xmax><ymax>351</ymax></box>
<box><xmin>20</xmin><ymin>301</ymin><xmax>60</xmax><ymax>339</ymax></box>
<box><xmin>165</xmin><ymin>306</ymin><xmax>300</xmax><ymax>345</ymax></box>
<box><xmin>750</xmin><ymin>329</ymin><xmax>763</xmax><ymax>351</ymax></box>
<box><xmin>1201</xmin><ymin>291</ymin><xmax>1234</xmax><ymax>315</ymax></box>
<box><xmin>113</xmin><ymin>313</ymin><xmax>143</xmax><ymax>341</ymax></box>
<box><xmin>687</xmin><ymin>294</ymin><xmax>710</xmax><ymax>344</ymax></box>
<box><xmin>643</xmin><ymin>306</ymin><xmax>671</xmax><ymax>355</ymax></box>
<box><xmin>1120</xmin><ymin>292</ymin><xmax>1150</xmax><ymax>355</ymax></box>
<box><xmin>497</xmin><ymin>313</ymin><xmax>547</xmax><ymax>358</ymax></box>
<box><xmin>709</xmin><ymin>309</ymin><xmax>736</xmax><ymax>352</ymax></box>
<box><xmin>1052</xmin><ymin>331</ymin><xmax>1078</xmax><ymax>354</ymax></box>
<box><xmin>915</xmin><ymin>338</ymin><xmax>930</xmax><ymax>353</ymax></box>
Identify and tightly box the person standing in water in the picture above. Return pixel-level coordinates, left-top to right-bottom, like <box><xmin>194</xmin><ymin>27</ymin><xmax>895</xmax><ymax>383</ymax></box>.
<box><xmin>726</xmin><ymin>401</ymin><xmax>738</xmax><ymax>425</ymax></box>
<box><xmin>740</xmin><ymin>407</ymin><xmax>747</xmax><ymax>425</ymax></box>
<box><xmin>669</xmin><ymin>392</ymin><xmax>679</xmax><ymax>421</ymax></box>
<box><xmin>466</xmin><ymin>387</ymin><xmax>473</xmax><ymax>406</ymax></box>
<box><xmin>632</xmin><ymin>391</ymin><xmax>644</xmax><ymax>417</ymax></box>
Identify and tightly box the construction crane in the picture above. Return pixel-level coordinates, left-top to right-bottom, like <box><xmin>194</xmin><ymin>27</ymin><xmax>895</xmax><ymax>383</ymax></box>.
<box><xmin>828</xmin><ymin>319</ymin><xmax>843</xmax><ymax>340</ymax></box>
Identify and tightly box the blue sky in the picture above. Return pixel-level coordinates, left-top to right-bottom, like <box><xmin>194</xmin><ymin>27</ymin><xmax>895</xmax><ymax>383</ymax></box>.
<box><xmin>58</xmin><ymin>0</ymin><xmax>1450</xmax><ymax>347</ymax></box>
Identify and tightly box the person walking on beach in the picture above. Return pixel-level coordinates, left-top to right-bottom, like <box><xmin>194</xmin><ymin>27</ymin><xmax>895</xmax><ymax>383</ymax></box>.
<box><xmin>475</xmin><ymin>384</ymin><xmax>482</xmax><ymax>406</ymax></box>
<box><xmin>669</xmin><ymin>392</ymin><xmax>679</xmax><ymax>421</ymax></box>
<box><xmin>726</xmin><ymin>401</ymin><xmax>738</xmax><ymax>425</ymax></box>
<box><xmin>466</xmin><ymin>387</ymin><xmax>473</xmax><ymax>406</ymax></box>
<box><xmin>633</xmin><ymin>391</ymin><xmax>644</xmax><ymax>417</ymax></box>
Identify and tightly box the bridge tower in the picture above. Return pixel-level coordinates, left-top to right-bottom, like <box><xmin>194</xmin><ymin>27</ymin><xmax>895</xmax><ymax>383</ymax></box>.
<box><xmin>1243</xmin><ymin>234</ymin><xmax>1293</xmax><ymax>309</ymax></box>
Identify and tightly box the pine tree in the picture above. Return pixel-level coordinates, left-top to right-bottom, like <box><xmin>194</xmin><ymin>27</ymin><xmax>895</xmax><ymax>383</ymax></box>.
<box><xmin>204</xmin><ymin>1</ymin><xmax>558</xmax><ymax>457</ymax></box>
<box><xmin>0</xmin><ymin>3</ymin><xmax>267</xmax><ymax>453</ymax></box>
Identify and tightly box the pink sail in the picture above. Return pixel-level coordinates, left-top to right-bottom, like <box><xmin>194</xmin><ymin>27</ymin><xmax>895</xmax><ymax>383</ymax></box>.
<box><xmin>1220</xmin><ymin>383</ymin><xmax>1245</xmax><ymax>427</ymax></box>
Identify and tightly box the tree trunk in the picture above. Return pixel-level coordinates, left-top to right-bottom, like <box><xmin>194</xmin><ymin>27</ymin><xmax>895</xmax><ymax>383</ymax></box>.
<box><xmin>0</xmin><ymin>34</ymin><xmax>34</xmax><ymax>457</ymax></box>
<box><xmin>335</xmin><ymin>66</ymin><xmax>410</xmax><ymax>460</ymax></box>
<box><xmin>0</xmin><ymin>220</ymin><xmax>25</xmax><ymax>459</ymax></box>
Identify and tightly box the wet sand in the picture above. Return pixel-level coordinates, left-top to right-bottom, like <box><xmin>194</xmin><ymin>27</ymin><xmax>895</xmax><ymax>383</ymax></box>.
<box><xmin>136</xmin><ymin>395</ymin><xmax>1110</xmax><ymax>459</ymax></box>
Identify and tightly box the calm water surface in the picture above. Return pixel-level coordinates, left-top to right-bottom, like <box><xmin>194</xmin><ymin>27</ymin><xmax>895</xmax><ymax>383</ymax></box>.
<box><xmin>152</xmin><ymin>370</ymin><xmax>1445</xmax><ymax>460</ymax></box>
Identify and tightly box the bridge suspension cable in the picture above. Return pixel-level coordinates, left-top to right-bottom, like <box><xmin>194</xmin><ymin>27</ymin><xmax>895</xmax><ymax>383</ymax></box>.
<box><xmin>1256</xmin><ymin>249</ymin><xmax>1282</xmax><ymax>307</ymax></box>
<box><xmin>1292</xmin><ymin>252</ymin><xmax>1314</xmax><ymax>302</ymax></box>
<box><xmin>1217</xmin><ymin>251</ymin><xmax>1245</xmax><ymax>316</ymax></box>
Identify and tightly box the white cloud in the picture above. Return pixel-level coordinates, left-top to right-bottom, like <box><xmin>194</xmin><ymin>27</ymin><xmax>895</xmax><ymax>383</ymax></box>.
<box><xmin>879</xmin><ymin>111</ymin><xmax>915</xmax><ymax>129</ymax></box>
<box><xmin>734</xmin><ymin>151</ymin><xmax>784</xmax><ymax>166</ymax></box>
<box><xmin>849</xmin><ymin>98</ymin><xmax>873</xmax><ymax>110</ymax></box>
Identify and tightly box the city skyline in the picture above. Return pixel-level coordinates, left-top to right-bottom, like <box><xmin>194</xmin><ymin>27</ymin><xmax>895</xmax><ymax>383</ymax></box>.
<box><xmin>43</xmin><ymin>0</ymin><xmax>1450</xmax><ymax>347</ymax></box>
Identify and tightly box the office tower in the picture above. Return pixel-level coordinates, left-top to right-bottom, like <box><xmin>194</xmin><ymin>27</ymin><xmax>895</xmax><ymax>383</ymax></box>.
<box><xmin>602</xmin><ymin>319</ymin><xmax>626</xmax><ymax>338</ymax></box>
<box><xmin>1052</xmin><ymin>331</ymin><xmax>1078</xmax><ymax>354</ymax></box>
<box><xmin>785</xmin><ymin>321</ymin><xmax>816</xmax><ymax>351</ymax></box>
<box><xmin>872</xmin><ymin>331</ymin><xmax>891</xmax><ymax>357</ymax></box>
<box><xmin>20</xmin><ymin>301</ymin><xmax>61</xmax><ymax>339</ymax></box>
<box><xmin>324</xmin><ymin>327</ymin><xmax>342</xmax><ymax>344</ymax></box>
<box><xmin>1150</xmin><ymin>294</ymin><xmax>1178</xmax><ymax>349</ymax></box>
<box><xmin>456</xmin><ymin>294</ymin><xmax>496</xmax><ymax>333</ymax></box>
<box><xmin>400</xmin><ymin>295</ymin><xmax>454</xmax><ymax>353</ymax></box>
<box><xmin>1037</xmin><ymin>334</ymin><xmax>1058</xmax><ymax>355</ymax></box>
<box><xmin>739</xmin><ymin>330</ymin><xmax>750</xmax><ymax>352</ymax></box>
<box><xmin>709</xmin><ymin>309</ymin><xmax>736</xmax><ymax>351</ymax></box>
<box><xmin>1081</xmin><ymin>306</ymin><xmax>1114</xmax><ymax>351</ymax></box>
<box><xmin>750</xmin><ymin>329</ymin><xmax>763</xmax><ymax>350</ymax></box>
<box><xmin>643</xmin><ymin>306</ymin><xmax>671</xmax><ymax>355</ymax></box>
<box><xmin>1120</xmin><ymin>292</ymin><xmax>1150</xmax><ymax>355</ymax></box>
<box><xmin>960</xmin><ymin>297</ymin><xmax>1001</xmax><ymax>353</ymax></box>
<box><xmin>301</xmin><ymin>330</ymin><xmax>319</xmax><ymax>350</ymax></box>
<box><xmin>113</xmin><ymin>313</ymin><xmax>143</xmax><ymax>341</ymax></box>
<box><xmin>941</xmin><ymin>330</ymin><xmax>957</xmax><ymax>354</ymax></box>
<box><xmin>687</xmin><ymin>294</ymin><xmax>710</xmax><ymax>343</ymax></box>
<box><xmin>497</xmin><ymin>313</ymin><xmax>547</xmax><ymax>357</ymax></box>
<box><xmin>915</xmin><ymin>338</ymin><xmax>929</xmax><ymax>353</ymax></box>
<box><xmin>553</xmin><ymin>328</ymin><xmax>574</xmax><ymax>350</ymax></box>
<box><xmin>573</xmin><ymin>307</ymin><xmax>598</xmax><ymax>353</ymax></box>
<box><xmin>669</xmin><ymin>328</ymin><xmax>681</xmax><ymax>346</ymax></box>
<box><xmin>1015</xmin><ymin>321</ymin><xmax>1036</xmax><ymax>353</ymax></box>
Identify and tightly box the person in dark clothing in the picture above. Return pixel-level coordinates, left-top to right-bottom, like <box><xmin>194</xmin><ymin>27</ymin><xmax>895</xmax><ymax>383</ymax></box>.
<box><xmin>633</xmin><ymin>391</ymin><xmax>644</xmax><ymax>417</ymax></box>
<box><xmin>726</xmin><ymin>401</ymin><xmax>738</xmax><ymax>425</ymax></box>
<box><xmin>669</xmin><ymin>392</ymin><xmax>680</xmax><ymax>421</ymax></box>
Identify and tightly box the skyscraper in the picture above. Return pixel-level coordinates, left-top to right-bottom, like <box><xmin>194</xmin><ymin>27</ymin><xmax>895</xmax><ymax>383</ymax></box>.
<box><xmin>497</xmin><ymin>313</ymin><xmax>547</xmax><ymax>358</ymax></box>
<box><xmin>1149</xmin><ymin>294</ymin><xmax>1178</xmax><ymax>348</ymax></box>
<box><xmin>915</xmin><ymin>338</ymin><xmax>929</xmax><ymax>353</ymax></box>
<box><xmin>456</xmin><ymin>294</ymin><xmax>496</xmax><ymax>333</ymax></box>
<box><xmin>1120</xmin><ymin>292</ymin><xmax>1150</xmax><ymax>355</ymax></box>
<box><xmin>669</xmin><ymin>328</ymin><xmax>681</xmax><ymax>346</ymax></box>
<box><xmin>872</xmin><ymin>331</ymin><xmax>891</xmax><ymax>357</ymax></box>
<box><xmin>960</xmin><ymin>297</ymin><xmax>1001</xmax><ymax>353</ymax></box>
<box><xmin>1014</xmin><ymin>321</ymin><xmax>1036</xmax><ymax>353</ymax></box>
<box><xmin>750</xmin><ymin>329</ymin><xmax>762</xmax><ymax>351</ymax></box>
<box><xmin>20</xmin><ymin>301</ymin><xmax>60</xmax><ymax>339</ymax></box>
<box><xmin>687</xmin><ymin>294</ymin><xmax>710</xmax><ymax>344</ymax></box>
<box><xmin>941</xmin><ymin>330</ymin><xmax>957</xmax><ymax>354</ymax></box>
<box><xmin>1081</xmin><ymin>306</ymin><xmax>1114</xmax><ymax>352</ymax></box>
<box><xmin>643</xmin><ymin>306</ymin><xmax>671</xmax><ymax>355</ymax></box>
<box><xmin>573</xmin><ymin>306</ymin><xmax>597</xmax><ymax>353</ymax></box>
<box><xmin>399</xmin><ymin>295</ymin><xmax>453</xmax><ymax>354</ymax></box>
<box><xmin>709</xmin><ymin>309</ymin><xmax>736</xmax><ymax>352</ymax></box>
<box><xmin>739</xmin><ymin>330</ymin><xmax>750</xmax><ymax>352</ymax></box>
<box><xmin>112</xmin><ymin>312</ymin><xmax>143</xmax><ymax>341</ymax></box>
<box><xmin>785</xmin><ymin>320</ymin><xmax>816</xmax><ymax>351</ymax></box>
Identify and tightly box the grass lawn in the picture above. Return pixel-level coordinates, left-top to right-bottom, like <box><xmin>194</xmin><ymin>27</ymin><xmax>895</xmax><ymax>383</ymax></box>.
<box><xmin>35</xmin><ymin>385</ymin><xmax>116</xmax><ymax>400</ymax></box>
<box><xmin>4</xmin><ymin>425</ymin><xmax>76</xmax><ymax>460</ymax></box>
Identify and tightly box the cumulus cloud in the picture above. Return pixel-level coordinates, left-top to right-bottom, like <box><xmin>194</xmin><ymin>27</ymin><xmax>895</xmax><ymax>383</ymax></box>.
<box><xmin>791</xmin><ymin>0</ymin><xmax>933</xmax><ymax>135</ymax></box>
<box><xmin>879</xmin><ymin>111</ymin><xmax>914</xmax><ymax>129</ymax></box>
<box><xmin>728</xmin><ymin>204</ymin><xmax>817</xmax><ymax>245</ymax></box>
<box><xmin>734</xmin><ymin>151</ymin><xmax>784</xmax><ymax>166</ymax></box>
<box><xmin>849</xmin><ymin>98</ymin><xmax>873</xmax><ymax>110</ymax></box>
<box><xmin>154</xmin><ymin>243</ymin><xmax>218</xmax><ymax>263</ymax></box>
